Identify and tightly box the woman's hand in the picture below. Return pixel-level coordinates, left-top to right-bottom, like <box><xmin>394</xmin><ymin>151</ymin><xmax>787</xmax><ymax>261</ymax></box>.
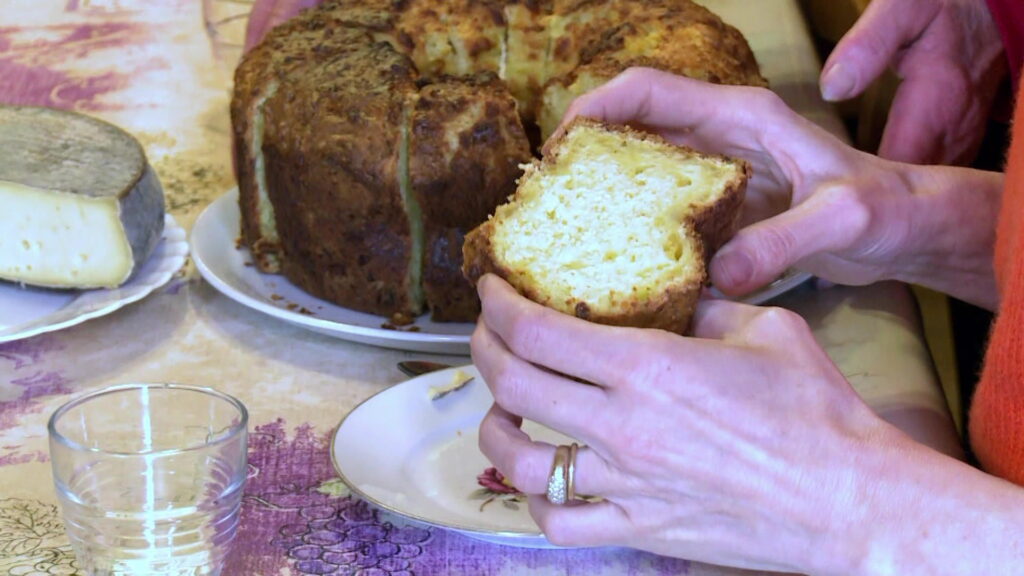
<box><xmin>472</xmin><ymin>275</ymin><xmax>889</xmax><ymax>574</ymax></box>
<box><xmin>244</xmin><ymin>0</ymin><xmax>324</xmax><ymax>52</ymax></box>
<box><xmin>821</xmin><ymin>0</ymin><xmax>1006</xmax><ymax>166</ymax></box>
<box><xmin>561</xmin><ymin>68</ymin><xmax>1001</xmax><ymax>309</ymax></box>
<box><xmin>473</xmin><ymin>275</ymin><xmax>1024</xmax><ymax>575</ymax></box>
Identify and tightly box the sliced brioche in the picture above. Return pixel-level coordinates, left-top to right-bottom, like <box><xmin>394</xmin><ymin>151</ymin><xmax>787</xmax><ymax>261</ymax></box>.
<box><xmin>462</xmin><ymin>117</ymin><xmax>749</xmax><ymax>334</ymax></box>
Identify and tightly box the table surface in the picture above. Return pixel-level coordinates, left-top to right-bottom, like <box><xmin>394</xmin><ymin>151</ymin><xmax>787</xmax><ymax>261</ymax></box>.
<box><xmin>0</xmin><ymin>1</ymin><xmax>961</xmax><ymax>575</ymax></box>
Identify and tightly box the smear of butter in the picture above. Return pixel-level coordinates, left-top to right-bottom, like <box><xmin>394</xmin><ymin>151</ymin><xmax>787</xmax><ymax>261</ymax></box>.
<box><xmin>428</xmin><ymin>369</ymin><xmax>474</xmax><ymax>400</ymax></box>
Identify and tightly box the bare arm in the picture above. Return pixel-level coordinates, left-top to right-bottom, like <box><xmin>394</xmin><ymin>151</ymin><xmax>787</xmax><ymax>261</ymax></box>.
<box><xmin>896</xmin><ymin>164</ymin><xmax>1002</xmax><ymax>310</ymax></box>
<box><xmin>844</xmin><ymin>428</ymin><xmax>1024</xmax><ymax>575</ymax></box>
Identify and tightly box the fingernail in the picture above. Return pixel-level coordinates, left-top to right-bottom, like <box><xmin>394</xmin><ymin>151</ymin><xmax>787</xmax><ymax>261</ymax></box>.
<box><xmin>820</xmin><ymin>62</ymin><xmax>856</xmax><ymax>102</ymax></box>
<box><xmin>713</xmin><ymin>249</ymin><xmax>753</xmax><ymax>290</ymax></box>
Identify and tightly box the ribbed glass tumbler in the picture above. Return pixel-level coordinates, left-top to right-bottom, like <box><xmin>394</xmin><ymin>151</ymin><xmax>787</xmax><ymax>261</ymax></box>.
<box><xmin>48</xmin><ymin>383</ymin><xmax>248</xmax><ymax>576</ymax></box>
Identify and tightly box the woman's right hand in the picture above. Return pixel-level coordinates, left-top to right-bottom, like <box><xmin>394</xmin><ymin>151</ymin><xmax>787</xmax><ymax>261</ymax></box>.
<box><xmin>561</xmin><ymin>68</ymin><xmax>1001</xmax><ymax>309</ymax></box>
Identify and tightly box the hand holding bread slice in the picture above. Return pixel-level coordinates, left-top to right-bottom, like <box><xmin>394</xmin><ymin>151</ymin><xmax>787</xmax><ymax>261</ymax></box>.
<box><xmin>462</xmin><ymin>117</ymin><xmax>749</xmax><ymax>334</ymax></box>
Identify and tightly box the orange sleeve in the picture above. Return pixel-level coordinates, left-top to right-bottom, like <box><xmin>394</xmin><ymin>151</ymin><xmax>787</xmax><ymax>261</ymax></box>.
<box><xmin>969</xmin><ymin>90</ymin><xmax>1024</xmax><ymax>484</ymax></box>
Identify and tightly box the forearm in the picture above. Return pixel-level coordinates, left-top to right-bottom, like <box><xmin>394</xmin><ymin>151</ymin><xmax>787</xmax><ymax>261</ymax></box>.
<box><xmin>895</xmin><ymin>164</ymin><xmax>1002</xmax><ymax>310</ymax></box>
<box><xmin>843</xmin><ymin>428</ymin><xmax>1024</xmax><ymax>576</ymax></box>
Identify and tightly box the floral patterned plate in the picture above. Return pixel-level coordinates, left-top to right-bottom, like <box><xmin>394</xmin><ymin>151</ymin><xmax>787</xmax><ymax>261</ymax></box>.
<box><xmin>331</xmin><ymin>364</ymin><xmax>576</xmax><ymax>549</ymax></box>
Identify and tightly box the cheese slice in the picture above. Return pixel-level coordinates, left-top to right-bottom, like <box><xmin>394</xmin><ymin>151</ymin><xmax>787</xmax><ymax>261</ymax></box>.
<box><xmin>0</xmin><ymin>106</ymin><xmax>165</xmax><ymax>289</ymax></box>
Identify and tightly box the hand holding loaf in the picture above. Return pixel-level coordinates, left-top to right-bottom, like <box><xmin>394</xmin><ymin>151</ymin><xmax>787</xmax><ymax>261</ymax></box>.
<box><xmin>557</xmin><ymin>68</ymin><xmax>970</xmax><ymax>303</ymax></box>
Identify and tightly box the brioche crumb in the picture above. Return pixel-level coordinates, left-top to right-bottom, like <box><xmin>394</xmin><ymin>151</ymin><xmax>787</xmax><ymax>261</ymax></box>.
<box><xmin>462</xmin><ymin>117</ymin><xmax>749</xmax><ymax>333</ymax></box>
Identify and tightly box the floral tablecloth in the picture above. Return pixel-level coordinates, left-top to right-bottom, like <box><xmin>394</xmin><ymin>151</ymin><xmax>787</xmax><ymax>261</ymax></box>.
<box><xmin>0</xmin><ymin>1</ymin><xmax>961</xmax><ymax>575</ymax></box>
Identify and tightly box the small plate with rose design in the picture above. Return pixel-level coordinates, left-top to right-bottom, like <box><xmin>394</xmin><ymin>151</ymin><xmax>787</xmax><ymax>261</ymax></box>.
<box><xmin>331</xmin><ymin>364</ymin><xmax>577</xmax><ymax>549</ymax></box>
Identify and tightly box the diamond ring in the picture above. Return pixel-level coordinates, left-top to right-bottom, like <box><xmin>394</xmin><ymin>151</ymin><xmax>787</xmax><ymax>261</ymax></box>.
<box><xmin>547</xmin><ymin>443</ymin><xmax>580</xmax><ymax>505</ymax></box>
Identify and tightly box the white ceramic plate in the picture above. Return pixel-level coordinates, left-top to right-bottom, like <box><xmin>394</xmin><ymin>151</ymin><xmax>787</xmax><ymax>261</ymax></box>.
<box><xmin>0</xmin><ymin>214</ymin><xmax>188</xmax><ymax>343</ymax></box>
<box><xmin>332</xmin><ymin>364</ymin><xmax>575</xmax><ymax>548</ymax></box>
<box><xmin>191</xmin><ymin>189</ymin><xmax>476</xmax><ymax>355</ymax></box>
<box><xmin>193</xmin><ymin>190</ymin><xmax>810</xmax><ymax>355</ymax></box>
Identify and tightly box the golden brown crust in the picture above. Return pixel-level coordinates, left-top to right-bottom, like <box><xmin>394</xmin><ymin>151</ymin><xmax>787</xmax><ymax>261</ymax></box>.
<box><xmin>503</xmin><ymin>1</ymin><xmax>550</xmax><ymax>118</ymax></box>
<box><xmin>462</xmin><ymin>117</ymin><xmax>750</xmax><ymax>334</ymax></box>
<box><xmin>410</xmin><ymin>74</ymin><xmax>532</xmax><ymax>320</ymax></box>
<box><xmin>262</xmin><ymin>39</ymin><xmax>422</xmax><ymax>317</ymax></box>
<box><xmin>577</xmin><ymin>14</ymin><xmax>768</xmax><ymax>88</ymax></box>
<box><xmin>232</xmin><ymin>10</ymin><xmax>361</xmax><ymax>272</ymax></box>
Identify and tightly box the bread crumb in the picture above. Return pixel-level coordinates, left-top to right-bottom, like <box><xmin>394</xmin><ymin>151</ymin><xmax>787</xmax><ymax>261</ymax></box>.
<box><xmin>390</xmin><ymin>312</ymin><xmax>415</xmax><ymax>326</ymax></box>
<box><xmin>381</xmin><ymin>322</ymin><xmax>420</xmax><ymax>332</ymax></box>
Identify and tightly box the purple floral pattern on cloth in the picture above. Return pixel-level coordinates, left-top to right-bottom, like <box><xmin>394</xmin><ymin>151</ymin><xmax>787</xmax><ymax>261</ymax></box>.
<box><xmin>0</xmin><ymin>336</ymin><xmax>71</xmax><ymax>442</ymax></box>
<box><xmin>230</xmin><ymin>421</ymin><xmax>691</xmax><ymax>576</ymax></box>
<box><xmin>0</xmin><ymin>21</ymin><xmax>148</xmax><ymax>111</ymax></box>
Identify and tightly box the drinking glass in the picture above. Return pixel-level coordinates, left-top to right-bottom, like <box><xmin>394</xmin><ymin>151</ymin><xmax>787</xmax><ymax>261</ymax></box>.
<box><xmin>48</xmin><ymin>383</ymin><xmax>248</xmax><ymax>576</ymax></box>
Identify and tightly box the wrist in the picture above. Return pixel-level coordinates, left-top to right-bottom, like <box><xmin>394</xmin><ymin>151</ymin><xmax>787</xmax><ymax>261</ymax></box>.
<box><xmin>816</xmin><ymin>420</ymin><xmax>1024</xmax><ymax>576</ymax></box>
<box><xmin>893</xmin><ymin>164</ymin><xmax>1001</xmax><ymax>310</ymax></box>
<box><xmin>797</xmin><ymin>415</ymin><xmax>904</xmax><ymax>576</ymax></box>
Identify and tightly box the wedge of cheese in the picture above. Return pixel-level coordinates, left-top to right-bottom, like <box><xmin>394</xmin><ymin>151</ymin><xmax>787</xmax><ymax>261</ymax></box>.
<box><xmin>0</xmin><ymin>106</ymin><xmax>165</xmax><ymax>289</ymax></box>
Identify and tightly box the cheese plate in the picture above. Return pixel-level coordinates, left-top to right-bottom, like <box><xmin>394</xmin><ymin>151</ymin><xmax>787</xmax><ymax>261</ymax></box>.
<box><xmin>0</xmin><ymin>214</ymin><xmax>188</xmax><ymax>343</ymax></box>
<box><xmin>192</xmin><ymin>189</ymin><xmax>811</xmax><ymax>355</ymax></box>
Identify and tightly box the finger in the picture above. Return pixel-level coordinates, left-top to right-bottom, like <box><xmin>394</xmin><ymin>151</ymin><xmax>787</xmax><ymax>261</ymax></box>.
<box><xmin>688</xmin><ymin>298</ymin><xmax>766</xmax><ymax>341</ymax></box>
<box><xmin>709</xmin><ymin>184</ymin><xmax>868</xmax><ymax>296</ymax></box>
<box><xmin>244</xmin><ymin>0</ymin><xmax>281</xmax><ymax>52</ymax></box>
<box><xmin>820</xmin><ymin>0</ymin><xmax>939</xmax><ymax>101</ymax></box>
<box><xmin>877</xmin><ymin>64</ymin><xmax>975</xmax><ymax>165</ymax></box>
<box><xmin>558</xmin><ymin>68</ymin><xmax>766</xmax><ymax>148</ymax></box>
<box><xmin>471</xmin><ymin>319</ymin><xmax>608</xmax><ymax>435</ymax></box>
<box><xmin>528</xmin><ymin>495</ymin><xmax>633</xmax><ymax>548</ymax></box>
<box><xmin>478</xmin><ymin>405</ymin><xmax>621</xmax><ymax>497</ymax></box>
<box><xmin>560</xmin><ymin>68</ymin><xmax>850</xmax><ymax>182</ymax></box>
<box><xmin>475</xmin><ymin>274</ymin><xmax>652</xmax><ymax>387</ymax></box>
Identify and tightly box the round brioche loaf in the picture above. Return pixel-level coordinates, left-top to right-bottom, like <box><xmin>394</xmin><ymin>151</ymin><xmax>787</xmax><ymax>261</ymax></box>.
<box><xmin>231</xmin><ymin>0</ymin><xmax>767</xmax><ymax>322</ymax></box>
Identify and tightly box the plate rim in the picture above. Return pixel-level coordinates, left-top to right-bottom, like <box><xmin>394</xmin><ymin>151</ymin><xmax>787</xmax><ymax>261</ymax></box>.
<box><xmin>193</xmin><ymin>189</ymin><xmax>812</xmax><ymax>352</ymax></box>
<box><xmin>329</xmin><ymin>364</ymin><xmax>549</xmax><ymax>542</ymax></box>
<box><xmin>190</xmin><ymin>189</ymin><xmax>474</xmax><ymax>350</ymax></box>
<box><xmin>0</xmin><ymin>213</ymin><xmax>188</xmax><ymax>343</ymax></box>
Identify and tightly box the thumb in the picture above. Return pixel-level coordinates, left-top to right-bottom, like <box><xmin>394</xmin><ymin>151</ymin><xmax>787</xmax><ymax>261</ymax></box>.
<box><xmin>820</xmin><ymin>0</ymin><xmax>936</xmax><ymax>102</ymax></box>
<box><xmin>710</xmin><ymin>185</ymin><xmax>867</xmax><ymax>296</ymax></box>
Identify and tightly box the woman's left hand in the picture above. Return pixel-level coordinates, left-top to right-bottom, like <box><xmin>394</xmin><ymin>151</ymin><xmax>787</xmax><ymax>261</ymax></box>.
<box><xmin>472</xmin><ymin>274</ymin><xmax>896</xmax><ymax>575</ymax></box>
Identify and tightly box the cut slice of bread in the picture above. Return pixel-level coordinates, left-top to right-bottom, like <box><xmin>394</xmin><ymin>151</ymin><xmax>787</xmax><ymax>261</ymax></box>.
<box><xmin>462</xmin><ymin>117</ymin><xmax>749</xmax><ymax>334</ymax></box>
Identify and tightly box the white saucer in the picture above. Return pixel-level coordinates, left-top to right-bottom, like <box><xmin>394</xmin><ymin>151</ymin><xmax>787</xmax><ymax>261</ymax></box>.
<box><xmin>0</xmin><ymin>214</ymin><xmax>188</xmax><ymax>343</ymax></box>
<box><xmin>331</xmin><ymin>365</ymin><xmax>574</xmax><ymax>548</ymax></box>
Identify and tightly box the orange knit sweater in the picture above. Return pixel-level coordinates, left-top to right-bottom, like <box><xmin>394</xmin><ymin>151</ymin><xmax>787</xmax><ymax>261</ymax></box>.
<box><xmin>969</xmin><ymin>90</ymin><xmax>1024</xmax><ymax>483</ymax></box>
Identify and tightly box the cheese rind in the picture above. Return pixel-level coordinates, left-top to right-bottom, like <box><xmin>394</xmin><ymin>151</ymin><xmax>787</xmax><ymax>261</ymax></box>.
<box><xmin>0</xmin><ymin>106</ymin><xmax>165</xmax><ymax>289</ymax></box>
